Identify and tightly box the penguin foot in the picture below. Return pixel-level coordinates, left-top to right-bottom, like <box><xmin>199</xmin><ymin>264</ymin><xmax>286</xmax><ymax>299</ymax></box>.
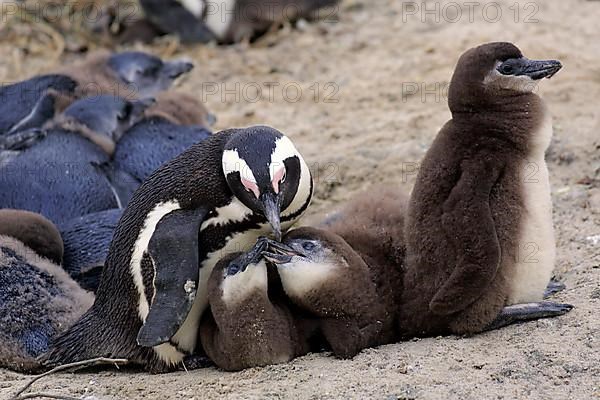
<box><xmin>543</xmin><ymin>279</ymin><xmax>566</xmax><ymax>299</ymax></box>
<box><xmin>485</xmin><ymin>301</ymin><xmax>573</xmax><ymax>331</ymax></box>
<box><xmin>182</xmin><ymin>354</ymin><xmax>214</xmax><ymax>370</ymax></box>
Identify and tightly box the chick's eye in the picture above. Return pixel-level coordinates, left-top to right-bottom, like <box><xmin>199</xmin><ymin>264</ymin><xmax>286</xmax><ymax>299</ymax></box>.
<box><xmin>302</xmin><ymin>241</ymin><xmax>316</xmax><ymax>251</ymax></box>
<box><xmin>227</xmin><ymin>264</ymin><xmax>241</xmax><ymax>275</ymax></box>
<box><xmin>499</xmin><ymin>64</ymin><xmax>514</xmax><ymax>75</ymax></box>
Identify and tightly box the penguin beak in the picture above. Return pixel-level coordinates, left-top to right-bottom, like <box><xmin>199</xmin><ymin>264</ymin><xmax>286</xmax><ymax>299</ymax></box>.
<box><xmin>260</xmin><ymin>192</ymin><xmax>282</xmax><ymax>241</ymax></box>
<box><xmin>262</xmin><ymin>239</ymin><xmax>300</xmax><ymax>264</ymax></box>
<box><xmin>243</xmin><ymin>238</ymin><xmax>269</xmax><ymax>266</ymax></box>
<box><xmin>520</xmin><ymin>59</ymin><xmax>562</xmax><ymax>80</ymax></box>
<box><xmin>163</xmin><ymin>60</ymin><xmax>195</xmax><ymax>79</ymax></box>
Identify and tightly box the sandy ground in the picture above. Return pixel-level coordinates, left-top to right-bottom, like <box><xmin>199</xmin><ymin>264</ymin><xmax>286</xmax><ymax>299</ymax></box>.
<box><xmin>1</xmin><ymin>0</ymin><xmax>599</xmax><ymax>398</ymax></box>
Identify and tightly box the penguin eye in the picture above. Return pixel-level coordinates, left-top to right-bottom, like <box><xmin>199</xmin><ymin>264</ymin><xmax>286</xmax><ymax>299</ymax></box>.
<box><xmin>302</xmin><ymin>241</ymin><xmax>316</xmax><ymax>251</ymax></box>
<box><xmin>227</xmin><ymin>263</ymin><xmax>241</xmax><ymax>276</ymax></box>
<box><xmin>498</xmin><ymin>63</ymin><xmax>515</xmax><ymax>75</ymax></box>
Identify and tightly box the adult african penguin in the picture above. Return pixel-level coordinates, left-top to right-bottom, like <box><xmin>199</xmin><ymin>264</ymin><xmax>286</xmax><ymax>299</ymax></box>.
<box><xmin>45</xmin><ymin>125</ymin><xmax>313</xmax><ymax>372</ymax></box>
<box><xmin>199</xmin><ymin>238</ymin><xmax>303</xmax><ymax>371</ymax></box>
<box><xmin>0</xmin><ymin>210</ymin><xmax>93</xmax><ymax>373</ymax></box>
<box><xmin>113</xmin><ymin>92</ymin><xmax>213</xmax><ymax>184</ymax></box>
<box><xmin>400</xmin><ymin>42</ymin><xmax>572</xmax><ymax>336</ymax></box>
<box><xmin>0</xmin><ymin>95</ymin><xmax>148</xmax><ymax>225</ymax></box>
<box><xmin>140</xmin><ymin>0</ymin><xmax>340</xmax><ymax>44</ymax></box>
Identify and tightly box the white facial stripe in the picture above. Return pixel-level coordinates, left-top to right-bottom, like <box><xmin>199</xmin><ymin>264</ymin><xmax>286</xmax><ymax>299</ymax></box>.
<box><xmin>179</xmin><ymin>0</ymin><xmax>205</xmax><ymax>17</ymax></box>
<box><xmin>200</xmin><ymin>197</ymin><xmax>253</xmax><ymax>230</ymax></box>
<box><xmin>278</xmin><ymin>259</ymin><xmax>337</xmax><ymax>299</ymax></box>
<box><xmin>222</xmin><ymin>148</ymin><xmax>257</xmax><ymax>183</ymax></box>
<box><xmin>131</xmin><ymin>200</ymin><xmax>181</xmax><ymax>321</ymax></box>
<box><xmin>204</xmin><ymin>0</ymin><xmax>236</xmax><ymax>40</ymax></box>
<box><xmin>221</xmin><ymin>260</ymin><xmax>268</xmax><ymax>306</ymax></box>
<box><xmin>270</xmin><ymin>136</ymin><xmax>299</xmax><ymax>179</ymax></box>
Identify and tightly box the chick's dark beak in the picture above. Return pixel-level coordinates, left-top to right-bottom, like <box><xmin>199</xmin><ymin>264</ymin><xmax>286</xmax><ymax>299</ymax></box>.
<box><xmin>164</xmin><ymin>60</ymin><xmax>194</xmax><ymax>79</ymax></box>
<box><xmin>243</xmin><ymin>238</ymin><xmax>268</xmax><ymax>266</ymax></box>
<box><xmin>262</xmin><ymin>238</ymin><xmax>300</xmax><ymax>264</ymax></box>
<box><xmin>260</xmin><ymin>192</ymin><xmax>281</xmax><ymax>241</ymax></box>
<box><xmin>521</xmin><ymin>59</ymin><xmax>562</xmax><ymax>80</ymax></box>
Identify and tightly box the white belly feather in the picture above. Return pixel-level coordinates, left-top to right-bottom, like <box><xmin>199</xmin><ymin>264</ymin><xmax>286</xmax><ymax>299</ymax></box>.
<box><xmin>507</xmin><ymin>114</ymin><xmax>556</xmax><ymax>304</ymax></box>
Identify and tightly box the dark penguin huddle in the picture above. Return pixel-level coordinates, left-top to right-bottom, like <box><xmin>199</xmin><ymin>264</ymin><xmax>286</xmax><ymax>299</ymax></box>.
<box><xmin>0</xmin><ymin>50</ymin><xmax>193</xmax><ymax>137</ymax></box>
<box><xmin>140</xmin><ymin>0</ymin><xmax>340</xmax><ymax>44</ymax></box>
<box><xmin>45</xmin><ymin>126</ymin><xmax>314</xmax><ymax>373</ymax></box>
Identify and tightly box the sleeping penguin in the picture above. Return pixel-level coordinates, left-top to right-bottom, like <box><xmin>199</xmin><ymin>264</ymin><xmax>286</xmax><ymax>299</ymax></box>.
<box><xmin>0</xmin><ymin>50</ymin><xmax>193</xmax><ymax>136</ymax></box>
<box><xmin>200</xmin><ymin>238</ymin><xmax>304</xmax><ymax>371</ymax></box>
<box><xmin>59</xmin><ymin>208</ymin><xmax>123</xmax><ymax>293</ymax></box>
<box><xmin>0</xmin><ymin>95</ymin><xmax>149</xmax><ymax>225</ymax></box>
<box><xmin>45</xmin><ymin>126</ymin><xmax>313</xmax><ymax>373</ymax></box>
<box><xmin>113</xmin><ymin>91</ymin><xmax>214</xmax><ymax>184</ymax></box>
<box><xmin>0</xmin><ymin>210</ymin><xmax>94</xmax><ymax>373</ymax></box>
<box><xmin>139</xmin><ymin>0</ymin><xmax>340</xmax><ymax>44</ymax></box>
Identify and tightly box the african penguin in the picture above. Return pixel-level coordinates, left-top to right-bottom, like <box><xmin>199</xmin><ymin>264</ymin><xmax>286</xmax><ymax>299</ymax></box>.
<box><xmin>59</xmin><ymin>209</ymin><xmax>123</xmax><ymax>293</ymax></box>
<box><xmin>45</xmin><ymin>125</ymin><xmax>313</xmax><ymax>372</ymax></box>
<box><xmin>140</xmin><ymin>0</ymin><xmax>340</xmax><ymax>44</ymax></box>
<box><xmin>264</xmin><ymin>187</ymin><xmax>407</xmax><ymax>358</ymax></box>
<box><xmin>199</xmin><ymin>238</ymin><xmax>302</xmax><ymax>371</ymax></box>
<box><xmin>0</xmin><ymin>211</ymin><xmax>93</xmax><ymax>373</ymax></box>
<box><xmin>0</xmin><ymin>95</ymin><xmax>149</xmax><ymax>225</ymax></box>
<box><xmin>401</xmin><ymin>42</ymin><xmax>573</xmax><ymax>337</ymax></box>
<box><xmin>48</xmin><ymin>50</ymin><xmax>193</xmax><ymax>115</ymax></box>
<box><xmin>0</xmin><ymin>75</ymin><xmax>76</xmax><ymax>136</ymax></box>
<box><xmin>113</xmin><ymin>92</ymin><xmax>214</xmax><ymax>184</ymax></box>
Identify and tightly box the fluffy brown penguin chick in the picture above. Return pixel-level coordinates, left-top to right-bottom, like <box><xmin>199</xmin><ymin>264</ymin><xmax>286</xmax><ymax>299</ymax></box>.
<box><xmin>144</xmin><ymin>91</ymin><xmax>216</xmax><ymax>128</ymax></box>
<box><xmin>200</xmin><ymin>239</ymin><xmax>301</xmax><ymax>371</ymax></box>
<box><xmin>0</xmin><ymin>209</ymin><xmax>64</xmax><ymax>265</ymax></box>
<box><xmin>401</xmin><ymin>42</ymin><xmax>572</xmax><ymax>337</ymax></box>
<box><xmin>0</xmin><ymin>211</ymin><xmax>93</xmax><ymax>373</ymax></box>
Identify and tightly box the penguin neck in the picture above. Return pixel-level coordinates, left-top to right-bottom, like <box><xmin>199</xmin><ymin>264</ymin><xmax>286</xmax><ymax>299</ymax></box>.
<box><xmin>450</xmin><ymin>91</ymin><xmax>548</xmax><ymax>152</ymax></box>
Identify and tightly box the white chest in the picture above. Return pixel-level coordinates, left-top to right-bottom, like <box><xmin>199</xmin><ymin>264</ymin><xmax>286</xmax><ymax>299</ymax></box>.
<box><xmin>507</xmin><ymin>116</ymin><xmax>556</xmax><ymax>304</ymax></box>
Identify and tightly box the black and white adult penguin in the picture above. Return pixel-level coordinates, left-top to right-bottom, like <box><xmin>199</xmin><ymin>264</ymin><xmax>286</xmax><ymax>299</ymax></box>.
<box><xmin>139</xmin><ymin>0</ymin><xmax>340</xmax><ymax>44</ymax></box>
<box><xmin>400</xmin><ymin>42</ymin><xmax>572</xmax><ymax>337</ymax></box>
<box><xmin>0</xmin><ymin>210</ymin><xmax>94</xmax><ymax>373</ymax></box>
<box><xmin>45</xmin><ymin>125</ymin><xmax>313</xmax><ymax>372</ymax></box>
<box><xmin>264</xmin><ymin>187</ymin><xmax>406</xmax><ymax>358</ymax></box>
<box><xmin>59</xmin><ymin>209</ymin><xmax>123</xmax><ymax>293</ymax></box>
<box><xmin>0</xmin><ymin>95</ymin><xmax>149</xmax><ymax>225</ymax></box>
<box><xmin>199</xmin><ymin>238</ymin><xmax>304</xmax><ymax>371</ymax></box>
<box><xmin>113</xmin><ymin>92</ymin><xmax>214</xmax><ymax>184</ymax></box>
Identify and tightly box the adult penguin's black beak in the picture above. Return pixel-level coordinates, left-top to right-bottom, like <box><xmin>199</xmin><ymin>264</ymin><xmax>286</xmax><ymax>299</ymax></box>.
<box><xmin>260</xmin><ymin>192</ymin><xmax>281</xmax><ymax>241</ymax></box>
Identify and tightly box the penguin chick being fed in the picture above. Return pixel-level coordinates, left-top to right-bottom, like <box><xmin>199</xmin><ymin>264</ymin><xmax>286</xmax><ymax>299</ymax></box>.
<box><xmin>401</xmin><ymin>42</ymin><xmax>572</xmax><ymax>337</ymax></box>
<box><xmin>45</xmin><ymin>126</ymin><xmax>313</xmax><ymax>373</ymax></box>
<box><xmin>0</xmin><ymin>95</ymin><xmax>149</xmax><ymax>225</ymax></box>
<box><xmin>264</xmin><ymin>187</ymin><xmax>407</xmax><ymax>358</ymax></box>
<box><xmin>0</xmin><ymin>210</ymin><xmax>94</xmax><ymax>373</ymax></box>
<box><xmin>200</xmin><ymin>239</ymin><xmax>301</xmax><ymax>371</ymax></box>
<box><xmin>113</xmin><ymin>92</ymin><xmax>214</xmax><ymax>184</ymax></box>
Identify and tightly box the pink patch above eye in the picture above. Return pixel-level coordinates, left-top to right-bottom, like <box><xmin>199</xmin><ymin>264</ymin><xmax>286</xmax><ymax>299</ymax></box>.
<box><xmin>272</xmin><ymin>166</ymin><xmax>286</xmax><ymax>194</ymax></box>
<box><xmin>241</xmin><ymin>178</ymin><xmax>260</xmax><ymax>198</ymax></box>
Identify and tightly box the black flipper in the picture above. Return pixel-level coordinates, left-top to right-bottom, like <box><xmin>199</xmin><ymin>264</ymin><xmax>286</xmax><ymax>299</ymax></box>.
<box><xmin>543</xmin><ymin>279</ymin><xmax>566</xmax><ymax>299</ymax></box>
<box><xmin>0</xmin><ymin>128</ymin><xmax>47</xmax><ymax>151</ymax></box>
<box><xmin>137</xmin><ymin>207</ymin><xmax>207</xmax><ymax>347</ymax></box>
<box><xmin>92</xmin><ymin>161</ymin><xmax>141</xmax><ymax>208</ymax></box>
<box><xmin>485</xmin><ymin>302</ymin><xmax>573</xmax><ymax>331</ymax></box>
<box><xmin>7</xmin><ymin>92</ymin><xmax>56</xmax><ymax>135</ymax></box>
<box><xmin>140</xmin><ymin>0</ymin><xmax>216</xmax><ymax>43</ymax></box>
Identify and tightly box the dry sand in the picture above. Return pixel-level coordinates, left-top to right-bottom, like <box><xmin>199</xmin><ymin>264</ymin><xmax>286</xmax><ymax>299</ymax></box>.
<box><xmin>1</xmin><ymin>0</ymin><xmax>599</xmax><ymax>398</ymax></box>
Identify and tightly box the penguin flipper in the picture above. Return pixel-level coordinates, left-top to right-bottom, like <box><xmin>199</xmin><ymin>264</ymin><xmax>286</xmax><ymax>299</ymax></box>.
<box><xmin>137</xmin><ymin>207</ymin><xmax>207</xmax><ymax>347</ymax></box>
<box><xmin>7</xmin><ymin>92</ymin><xmax>56</xmax><ymax>135</ymax></box>
<box><xmin>430</xmin><ymin>158</ymin><xmax>504</xmax><ymax>316</ymax></box>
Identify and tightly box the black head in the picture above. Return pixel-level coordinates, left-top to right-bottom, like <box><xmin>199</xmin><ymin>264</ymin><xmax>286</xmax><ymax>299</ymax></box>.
<box><xmin>62</xmin><ymin>95</ymin><xmax>153</xmax><ymax>142</ymax></box>
<box><xmin>222</xmin><ymin>126</ymin><xmax>313</xmax><ymax>241</ymax></box>
<box><xmin>107</xmin><ymin>51</ymin><xmax>194</xmax><ymax>98</ymax></box>
<box><xmin>217</xmin><ymin>238</ymin><xmax>268</xmax><ymax>278</ymax></box>
<box><xmin>448</xmin><ymin>42</ymin><xmax>562</xmax><ymax>112</ymax></box>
